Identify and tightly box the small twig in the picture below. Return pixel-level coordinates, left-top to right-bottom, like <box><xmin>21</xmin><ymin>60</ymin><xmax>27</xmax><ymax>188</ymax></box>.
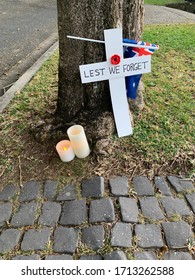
<box><xmin>18</xmin><ymin>156</ymin><xmax>23</xmax><ymax>188</ymax></box>
<box><xmin>130</xmin><ymin>165</ymin><xmax>138</xmax><ymax>181</ymax></box>
<box><xmin>0</xmin><ymin>166</ymin><xmax>7</xmax><ymax>178</ymax></box>
<box><xmin>170</xmin><ymin>157</ymin><xmax>177</xmax><ymax>168</ymax></box>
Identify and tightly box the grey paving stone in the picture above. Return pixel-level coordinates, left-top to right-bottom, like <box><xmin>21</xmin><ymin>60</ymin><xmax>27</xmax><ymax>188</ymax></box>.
<box><xmin>21</xmin><ymin>228</ymin><xmax>51</xmax><ymax>251</ymax></box>
<box><xmin>185</xmin><ymin>192</ymin><xmax>195</xmax><ymax>213</ymax></box>
<box><xmin>154</xmin><ymin>176</ymin><xmax>172</xmax><ymax>196</ymax></box>
<box><xmin>162</xmin><ymin>221</ymin><xmax>193</xmax><ymax>249</ymax></box>
<box><xmin>60</xmin><ymin>199</ymin><xmax>87</xmax><ymax>226</ymax></box>
<box><xmin>167</xmin><ymin>176</ymin><xmax>182</xmax><ymax>192</ymax></box>
<box><xmin>11</xmin><ymin>202</ymin><xmax>38</xmax><ymax>227</ymax></box>
<box><xmin>18</xmin><ymin>181</ymin><xmax>41</xmax><ymax>202</ymax></box>
<box><xmin>167</xmin><ymin>176</ymin><xmax>194</xmax><ymax>193</ymax></box>
<box><xmin>104</xmin><ymin>251</ymin><xmax>127</xmax><ymax>260</ymax></box>
<box><xmin>135</xmin><ymin>224</ymin><xmax>164</xmax><ymax>249</ymax></box>
<box><xmin>111</xmin><ymin>222</ymin><xmax>132</xmax><ymax>248</ymax></box>
<box><xmin>0</xmin><ymin>202</ymin><xmax>12</xmax><ymax>227</ymax></box>
<box><xmin>45</xmin><ymin>254</ymin><xmax>73</xmax><ymax>260</ymax></box>
<box><xmin>44</xmin><ymin>180</ymin><xmax>58</xmax><ymax>200</ymax></box>
<box><xmin>119</xmin><ymin>197</ymin><xmax>139</xmax><ymax>223</ymax></box>
<box><xmin>38</xmin><ymin>202</ymin><xmax>61</xmax><ymax>226</ymax></box>
<box><xmin>56</xmin><ymin>184</ymin><xmax>77</xmax><ymax>201</ymax></box>
<box><xmin>82</xmin><ymin>225</ymin><xmax>104</xmax><ymax>250</ymax></box>
<box><xmin>160</xmin><ymin>197</ymin><xmax>191</xmax><ymax>217</ymax></box>
<box><xmin>0</xmin><ymin>185</ymin><xmax>18</xmax><ymax>201</ymax></box>
<box><xmin>89</xmin><ymin>198</ymin><xmax>115</xmax><ymax>223</ymax></box>
<box><xmin>82</xmin><ymin>176</ymin><xmax>104</xmax><ymax>198</ymax></box>
<box><xmin>80</xmin><ymin>255</ymin><xmax>103</xmax><ymax>260</ymax></box>
<box><xmin>109</xmin><ymin>176</ymin><xmax>129</xmax><ymax>196</ymax></box>
<box><xmin>134</xmin><ymin>251</ymin><xmax>157</xmax><ymax>260</ymax></box>
<box><xmin>180</xmin><ymin>180</ymin><xmax>194</xmax><ymax>191</ymax></box>
<box><xmin>53</xmin><ymin>227</ymin><xmax>79</xmax><ymax>254</ymax></box>
<box><xmin>139</xmin><ymin>197</ymin><xmax>165</xmax><ymax>220</ymax></box>
<box><xmin>0</xmin><ymin>229</ymin><xmax>22</xmax><ymax>253</ymax></box>
<box><xmin>162</xmin><ymin>251</ymin><xmax>193</xmax><ymax>260</ymax></box>
<box><xmin>12</xmin><ymin>255</ymin><xmax>40</xmax><ymax>260</ymax></box>
<box><xmin>133</xmin><ymin>176</ymin><xmax>154</xmax><ymax>196</ymax></box>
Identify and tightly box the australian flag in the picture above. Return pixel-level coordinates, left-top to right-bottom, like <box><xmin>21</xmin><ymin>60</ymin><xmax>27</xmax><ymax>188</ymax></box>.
<box><xmin>123</xmin><ymin>38</ymin><xmax>158</xmax><ymax>99</ymax></box>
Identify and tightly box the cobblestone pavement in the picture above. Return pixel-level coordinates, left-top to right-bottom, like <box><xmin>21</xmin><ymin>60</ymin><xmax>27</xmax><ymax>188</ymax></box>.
<box><xmin>0</xmin><ymin>175</ymin><xmax>194</xmax><ymax>260</ymax></box>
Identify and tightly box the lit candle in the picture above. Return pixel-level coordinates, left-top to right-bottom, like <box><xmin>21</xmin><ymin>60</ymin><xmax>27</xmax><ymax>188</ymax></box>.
<box><xmin>56</xmin><ymin>140</ymin><xmax>75</xmax><ymax>162</ymax></box>
<box><xmin>67</xmin><ymin>125</ymin><xmax>90</xmax><ymax>158</ymax></box>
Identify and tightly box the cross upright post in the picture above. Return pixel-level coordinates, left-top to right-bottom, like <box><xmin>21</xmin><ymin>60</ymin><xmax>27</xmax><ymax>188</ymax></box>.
<box><xmin>78</xmin><ymin>28</ymin><xmax>151</xmax><ymax>137</ymax></box>
<box><xmin>103</xmin><ymin>28</ymin><xmax>132</xmax><ymax>137</ymax></box>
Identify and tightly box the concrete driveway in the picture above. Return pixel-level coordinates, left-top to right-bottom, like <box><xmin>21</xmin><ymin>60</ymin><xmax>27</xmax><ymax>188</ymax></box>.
<box><xmin>144</xmin><ymin>4</ymin><xmax>195</xmax><ymax>25</ymax></box>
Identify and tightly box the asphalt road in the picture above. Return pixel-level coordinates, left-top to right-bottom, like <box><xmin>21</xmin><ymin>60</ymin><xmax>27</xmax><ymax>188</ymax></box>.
<box><xmin>0</xmin><ymin>0</ymin><xmax>58</xmax><ymax>95</ymax></box>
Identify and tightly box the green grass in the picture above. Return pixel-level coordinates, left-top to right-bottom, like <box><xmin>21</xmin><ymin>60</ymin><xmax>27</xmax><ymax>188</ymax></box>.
<box><xmin>115</xmin><ymin>24</ymin><xmax>194</xmax><ymax>175</ymax></box>
<box><xmin>144</xmin><ymin>0</ymin><xmax>185</xmax><ymax>5</ymax></box>
<box><xmin>137</xmin><ymin>24</ymin><xmax>195</xmax><ymax>161</ymax></box>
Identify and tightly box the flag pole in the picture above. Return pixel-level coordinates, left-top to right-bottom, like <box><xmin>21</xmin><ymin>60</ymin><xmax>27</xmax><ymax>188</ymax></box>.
<box><xmin>67</xmin><ymin>35</ymin><xmax>159</xmax><ymax>50</ymax></box>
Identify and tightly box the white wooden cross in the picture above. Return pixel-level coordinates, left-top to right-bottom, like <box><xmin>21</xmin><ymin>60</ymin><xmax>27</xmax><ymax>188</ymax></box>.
<box><xmin>68</xmin><ymin>28</ymin><xmax>152</xmax><ymax>137</ymax></box>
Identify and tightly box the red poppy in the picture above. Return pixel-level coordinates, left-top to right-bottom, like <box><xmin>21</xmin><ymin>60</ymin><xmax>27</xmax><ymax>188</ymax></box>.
<box><xmin>111</xmin><ymin>54</ymin><xmax>121</xmax><ymax>65</ymax></box>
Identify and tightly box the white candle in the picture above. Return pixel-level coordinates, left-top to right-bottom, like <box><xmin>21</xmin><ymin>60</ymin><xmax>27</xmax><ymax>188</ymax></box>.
<box><xmin>67</xmin><ymin>125</ymin><xmax>90</xmax><ymax>158</ymax></box>
<box><xmin>56</xmin><ymin>140</ymin><xmax>75</xmax><ymax>162</ymax></box>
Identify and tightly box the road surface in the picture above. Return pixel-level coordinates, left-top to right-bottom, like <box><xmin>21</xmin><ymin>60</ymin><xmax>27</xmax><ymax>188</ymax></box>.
<box><xmin>0</xmin><ymin>0</ymin><xmax>58</xmax><ymax>95</ymax></box>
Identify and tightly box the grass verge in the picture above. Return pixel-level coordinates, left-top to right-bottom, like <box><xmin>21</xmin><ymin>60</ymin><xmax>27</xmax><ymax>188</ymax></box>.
<box><xmin>144</xmin><ymin>0</ymin><xmax>186</xmax><ymax>5</ymax></box>
<box><xmin>0</xmin><ymin>24</ymin><xmax>194</xmax><ymax>189</ymax></box>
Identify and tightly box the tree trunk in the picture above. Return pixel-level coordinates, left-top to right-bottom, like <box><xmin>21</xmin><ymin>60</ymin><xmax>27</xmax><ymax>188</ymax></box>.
<box><xmin>56</xmin><ymin>0</ymin><xmax>144</xmax><ymax>140</ymax></box>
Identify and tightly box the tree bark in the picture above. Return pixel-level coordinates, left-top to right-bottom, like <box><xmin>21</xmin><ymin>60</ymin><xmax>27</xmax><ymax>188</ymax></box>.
<box><xmin>55</xmin><ymin>0</ymin><xmax>144</xmax><ymax>139</ymax></box>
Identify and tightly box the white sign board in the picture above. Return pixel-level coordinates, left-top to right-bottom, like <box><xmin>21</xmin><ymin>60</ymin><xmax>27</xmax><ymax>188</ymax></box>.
<box><xmin>80</xmin><ymin>56</ymin><xmax>151</xmax><ymax>83</ymax></box>
<box><xmin>78</xmin><ymin>28</ymin><xmax>152</xmax><ymax>138</ymax></box>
